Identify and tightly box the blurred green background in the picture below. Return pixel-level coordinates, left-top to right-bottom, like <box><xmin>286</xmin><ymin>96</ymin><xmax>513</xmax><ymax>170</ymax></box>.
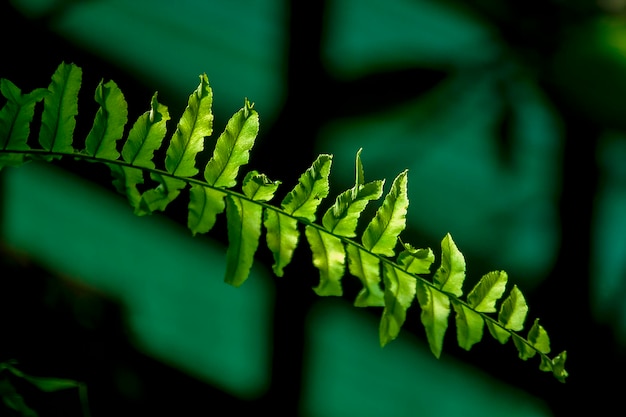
<box><xmin>2</xmin><ymin>0</ymin><xmax>626</xmax><ymax>415</ymax></box>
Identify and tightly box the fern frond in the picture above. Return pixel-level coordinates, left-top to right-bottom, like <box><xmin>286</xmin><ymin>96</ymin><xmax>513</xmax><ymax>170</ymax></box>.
<box><xmin>433</xmin><ymin>232</ymin><xmax>466</xmax><ymax>297</ymax></box>
<box><xmin>0</xmin><ymin>62</ymin><xmax>568</xmax><ymax>383</ymax></box>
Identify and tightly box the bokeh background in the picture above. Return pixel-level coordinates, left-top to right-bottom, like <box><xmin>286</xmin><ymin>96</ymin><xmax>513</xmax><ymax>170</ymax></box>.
<box><xmin>2</xmin><ymin>0</ymin><xmax>626</xmax><ymax>415</ymax></box>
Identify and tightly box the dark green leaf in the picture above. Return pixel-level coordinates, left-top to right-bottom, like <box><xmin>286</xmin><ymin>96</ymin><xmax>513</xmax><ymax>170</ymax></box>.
<box><xmin>38</xmin><ymin>61</ymin><xmax>81</xmax><ymax>155</ymax></box>
<box><xmin>84</xmin><ymin>79</ymin><xmax>128</xmax><ymax>159</ymax></box>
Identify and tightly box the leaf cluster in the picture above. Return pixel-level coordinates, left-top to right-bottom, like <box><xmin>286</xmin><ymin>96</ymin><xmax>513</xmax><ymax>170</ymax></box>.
<box><xmin>0</xmin><ymin>62</ymin><xmax>567</xmax><ymax>382</ymax></box>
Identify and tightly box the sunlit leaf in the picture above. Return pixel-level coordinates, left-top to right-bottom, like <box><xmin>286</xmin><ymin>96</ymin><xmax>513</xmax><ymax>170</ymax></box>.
<box><xmin>225</xmin><ymin>195</ymin><xmax>263</xmax><ymax>286</ymax></box>
<box><xmin>38</xmin><ymin>61</ymin><xmax>80</xmax><ymax>155</ymax></box>
<box><xmin>165</xmin><ymin>73</ymin><xmax>213</xmax><ymax>177</ymax></box>
<box><xmin>204</xmin><ymin>98</ymin><xmax>258</xmax><ymax>187</ymax></box>
<box><xmin>397</xmin><ymin>243</ymin><xmax>434</xmax><ymax>274</ymax></box>
<box><xmin>362</xmin><ymin>170</ymin><xmax>408</xmax><ymax>256</ymax></box>
<box><xmin>499</xmin><ymin>285</ymin><xmax>528</xmax><ymax>331</ymax></box>
<box><xmin>433</xmin><ymin>233</ymin><xmax>465</xmax><ymax>297</ymax></box>
<box><xmin>528</xmin><ymin>318</ymin><xmax>551</xmax><ymax>354</ymax></box>
<box><xmin>188</xmin><ymin>184</ymin><xmax>226</xmax><ymax>235</ymax></box>
<box><xmin>84</xmin><ymin>79</ymin><xmax>127</xmax><ymax>159</ymax></box>
<box><xmin>467</xmin><ymin>270</ymin><xmax>508</xmax><ymax>313</ymax></box>
<box><xmin>0</xmin><ymin>79</ymin><xmax>47</xmax><ymax>154</ymax></box>
<box><xmin>306</xmin><ymin>226</ymin><xmax>346</xmax><ymax>296</ymax></box>
<box><xmin>452</xmin><ymin>300</ymin><xmax>484</xmax><ymax>351</ymax></box>
<box><xmin>121</xmin><ymin>92</ymin><xmax>169</xmax><ymax>169</ymax></box>
<box><xmin>281</xmin><ymin>154</ymin><xmax>332</xmax><ymax>221</ymax></box>
<box><xmin>347</xmin><ymin>245</ymin><xmax>384</xmax><ymax>307</ymax></box>
<box><xmin>242</xmin><ymin>170</ymin><xmax>280</xmax><ymax>202</ymax></box>
<box><xmin>109</xmin><ymin>93</ymin><xmax>169</xmax><ymax>210</ymax></box>
<box><xmin>322</xmin><ymin>148</ymin><xmax>384</xmax><ymax>237</ymax></box>
<box><xmin>416</xmin><ymin>280</ymin><xmax>450</xmax><ymax>358</ymax></box>
<box><xmin>137</xmin><ymin>174</ymin><xmax>186</xmax><ymax>215</ymax></box>
<box><xmin>264</xmin><ymin>210</ymin><xmax>299</xmax><ymax>277</ymax></box>
<box><xmin>380</xmin><ymin>263</ymin><xmax>416</xmax><ymax>346</ymax></box>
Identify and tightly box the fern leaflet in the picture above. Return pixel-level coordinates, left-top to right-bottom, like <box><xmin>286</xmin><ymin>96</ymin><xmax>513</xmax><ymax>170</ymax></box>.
<box><xmin>38</xmin><ymin>62</ymin><xmax>80</xmax><ymax>157</ymax></box>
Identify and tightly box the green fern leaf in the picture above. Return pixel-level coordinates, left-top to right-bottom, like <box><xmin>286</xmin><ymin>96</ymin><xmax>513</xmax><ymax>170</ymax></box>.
<box><xmin>264</xmin><ymin>211</ymin><xmax>299</xmax><ymax>277</ymax></box>
<box><xmin>204</xmin><ymin>98</ymin><xmax>258</xmax><ymax>187</ymax></box>
<box><xmin>224</xmin><ymin>171</ymin><xmax>279</xmax><ymax>286</ymax></box>
<box><xmin>188</xmin><ymin>185</ymin><xmax>227</xmax><ymax>234</ymax></box>
<box><xmin>241</xmin><ymin>170</ymin><xmax>280</xmax><ymax>202</ymax></box>
<box><xmin>543</xmin><ymin>351</ymin><xmax>568</xmax><ymax>382</ymax></box>
<box><xmin>109</xmin><ymin>93</ymin><xmax>170</xmax><ymax>210</ymax></box>
<box><xmin>433</xmin><ymin>233</ymin><xmax>466</xmax><ymax>297</ymax></box>
<box><xmin>512</xmin><ymin>333</ymin><xmax>535</xmax><ymax>359</ymax></box>
<box><xmin>451</xmin><ymin>300</ymin><xmax>484</xmax><ymax>351</ymax></box>
<box><xmin>416</xmin><ymin>280</ymin><xmax>451</xmax><ymax>358</ymax></box>
<box><xmin>467</xmin><ymin>270</ymin><xmax>508</xmax><ymax>313</ymax></box>
<box><xmin>361</xmin><ymin>170</ymin><xmax>408</xmax><ymax>256</ymax></box>
<box><xmin>225</xmin><ymin>195</ymin><xmax>261</xmax><ymax>286</ymax></box>
<box><xmin>322</xmin><ymin>148</ymin><xmax>384</xmax><ymax>237</ymax></box>
<box><xmin>527</xmin><ymin>318</ymin><xmax>551</xmax><ymax>354</ymax></box>
<box><xmin>306</xmin><ymin>226</ymin><xmax>346</xmax><ymax>296</ymax></box>
<box><xmin>452</xmin><ymin>270</ymin><xmax>507</xmax><ymax>351</ymax></box>
<box><xmin>380</xmin><ymin>262</ymin><xmax>417</xmax><ymax>346</ymax></box>
<box><xmin>0</xmin><ymin>79</ymin><xmax>47</xmax><ymax>166</ymax></box>
<box><xmin>136</xmin><ymin>75</ymin><xmax>212</xmax><ymax>215</ymax></box>
<box><xmin>308</xmin><ymin>149</ymin><xmax>384</xmax><ymax>297</ymax></box>
<box><xmin>123</xmin><ymin>93</ymin><xmax>169</xmax><ymax>167</ymax></box>
<box><xmin>38</xmin><ymin>61</ymin><xmax>80</xmax><ymax>156</ymax></box>
<box><xmin>165</xmin><ymin>73</ymin><xmax>213</xmax><ymax>177</ymax></box>
<box><xmin>187</xmin><ymin>98</ymin><xmax>259</xmax><ymax>234</ymax></box>
<box><xmin>397</xmin><ymin>243</ymin><xmax>434</xmax><ymax>274</ymax></box>
<box><xmin>512</xmin><ymin>319</ymin><xmax>550</xmax><ymax>360</ymax></box>
<box><xmin>499</xmin><ymin>285</ymin><xmax>528</xmax><ymax>331</ymax></box>
<box><xmin>487</xmin><ymin>285</ymin><xmax>528</xmax><ymax>343</ymax></box>
<box><xmin>347</xmin><ymin>246</ymin><xmax>385</xmax><ymax>307</ymax></box>
<box><xmin>379</xmin><ymin>244</ymin><xmax>433</xmax><ymax>345</ymax></box>
<box><xmin>281</xmin><ymin>154</ymin><xmax>332</xmax><ymax>221</ymax></box>
<box><xmin>513</xmin><ymin>318</ymin><xmax>551</xmax><ymax>360</ymax></box>
<box><xmin>110</xmin><ymin>165</ymin><xmax>143</xmax><ymax>209</ymax></box>
<box><xmin>137</xmin><ymin>174</ymin><xmax>186</xmax><ymax>215</ymax></box>
<box><xmin>265</xmin><ymin>154</ymin><xmax>332</xmax><ymax>276</ymax></box>
<box><xmin>84</xmin><ymin>80</ymin><xmax>128</xmax><ymax>159</ymax></box>
<box><xmin>486</xmin><ymin>321</ymin><xmax>509</xmax><ymax>344</ymax></box>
